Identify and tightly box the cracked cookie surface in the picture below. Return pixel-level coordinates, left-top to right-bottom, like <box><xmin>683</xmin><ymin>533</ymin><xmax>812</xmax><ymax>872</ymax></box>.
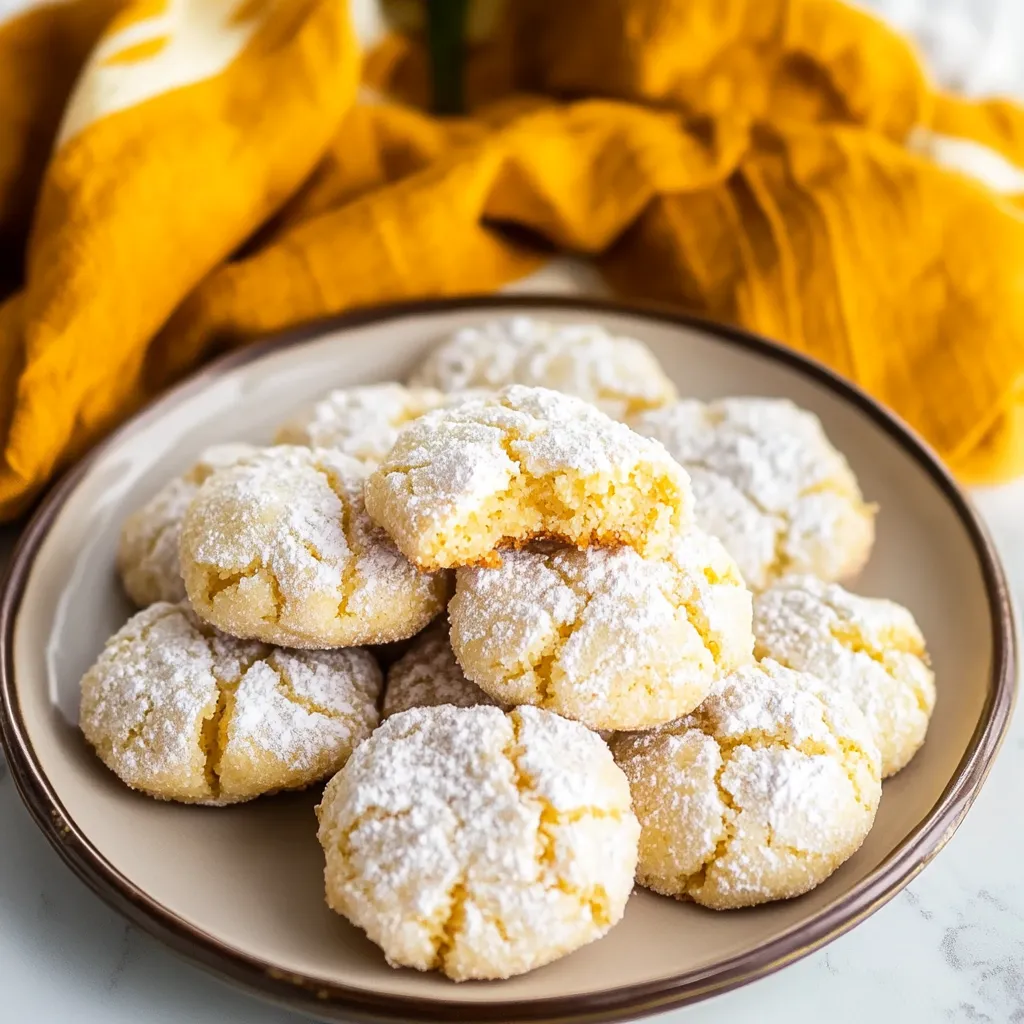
<box><xmin>408</xmin><ymin>317</ymin><xmax>677</xmax><ymax>420</ymax></box>
<box><xmin>79</xmin><ymin>602</ymin><xmax>382</xmax><ymax>805</ymax></box>
<box><xmin>449</xmin><ymin>530</ymin><xmax>754</xmax><ymax>731</ymax></box>
<box><xmin>274</xmin><ymin>383</ymin><xmax>448</xmax><ymax>467</ymax></box>
<box><xmin>382</xmin><ymin>621</ymin><xmax>501</xmax><ymax>719</ymax></box>
<box><xmin>629</xmin><ymin>398</ymin><xmax>875</xmax><ymax>590</ymax></box>
<box><xmin>612</xmin><ymin>660</ymin><xmax>882</xmax><ymax>909</ymax></box>
<box><xmin>180</xmin><ymin>446</ymin><xmax>449</xmax><ymax>648</ymax></box>
<box><xmin>753</xmin><ymin>576</ymin><xmax>935</xmax><ymax>777</ymax></box>
<box><xmin>316</xmin><ymin>704</ymin><xmax>639</xmax><ymax>980</ymax></box>
<box><xmin>117</xmin><ymin>443</ymin><xmax>259</xmax><ymax>607</ymax></box>
<box><xmin>364</xmin><ymin>385</ymin><xmax>693</xmax><ymax>571</ymax></box>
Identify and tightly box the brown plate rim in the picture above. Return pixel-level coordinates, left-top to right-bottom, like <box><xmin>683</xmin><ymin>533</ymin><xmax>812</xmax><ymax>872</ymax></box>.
<box><xmin>0</xmin><ymin>295</ymin><xmax>1017</xmax><ymax>1023</ymax></box>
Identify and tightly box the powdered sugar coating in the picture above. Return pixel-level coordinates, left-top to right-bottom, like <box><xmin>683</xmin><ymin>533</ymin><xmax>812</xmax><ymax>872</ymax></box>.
<box><xmin>383</xmin><ymin>622</ymin><xmax>500</xmax><ymax>718</ymax></box>
<box><xmin>450</xmin><ymin>530</ymin><xmax>753</xmax><ymax>731</ymax></box>
<box><xmin>180</xmin><ymin>446</ymin><xmax>449</xmax><ymax>648</ymax></box>
<box><xmin>117</xmin><ymin>443</ymin><xmax>259</xmax><ymax>607</ymax></box>
<box><xmin>629</xmin><ymin>398</ymin><xmax>875</xmax><ymax>590</ymax></box>
<box><xmin>409</xmin><ymin>317</ymin><xmax>677</xmax><ymax>420</ymax></box>
<box><xmin>80</xmin><ymin>602</ymin><xmax>382</xmax><ymax>805</ymax></box>
<box><xmin>316</xmin><ymin>704</ymin><xmax>638</xmax><ymax>980</ymax></box>
<box><xmin>612</xmin><ymin>660</ymin><xmax>881</xmax><ymax>909</ymax></box>
<box><xmin>364</xmin><ymin>385</ymin><xmax>693</xmax><ymax>570</ymax></box>
<box><xmin>753</xmin><ymin>576</ymin><xmax>935</xmax><ymax>776</ymax></box>
<box><xmin>274</xmin><ymin>383</ymin><xmax>449</xmax><ymax>466</ymax></box>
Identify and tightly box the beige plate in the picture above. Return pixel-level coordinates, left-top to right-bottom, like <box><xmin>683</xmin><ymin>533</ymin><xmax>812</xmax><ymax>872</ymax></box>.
<box><xmin>0</xmin><ymin>298</ymin><xmax>1016</xmax><ymax>1023</ymax></box>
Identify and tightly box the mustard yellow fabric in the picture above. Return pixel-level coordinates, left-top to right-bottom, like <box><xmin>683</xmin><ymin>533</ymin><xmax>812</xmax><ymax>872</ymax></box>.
<box><xmin>0</xmin><ymin>0</ymin><xmax>126</xmax><ymax>289</ymax></box>
<box><xmin>0</xmin><ymin>0</ymin><xmax>357</xmax><ymax>517</ymax></box>
<box><xmin>2</xmin><ymin>0</ymin><xmax>1024</xmax><ymax>520</ymax></box>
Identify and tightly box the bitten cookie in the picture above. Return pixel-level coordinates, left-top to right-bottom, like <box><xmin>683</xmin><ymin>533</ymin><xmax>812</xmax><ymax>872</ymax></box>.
<box><xmin>612</xmin><ymin>660</ymin><xmax>881</xmax><ymax>909</ymax></box>
<box><xmin>117</xmin><ymin>443</ymin><xmax>258</xmax><ymax>607</ymax></box>
<box><xmin>80</xmin><ymin>602</ymin><xmax>382</xmax><ymax>805</ymax></box>
<box><xmin>753</xmin><ymin>575</ymin><xmax>935</xmax><ymax>776</ymax></box>
<box><xmin>630</xmin><ymin>398</ymin><xmax>875</xmax><ymax>590</ymax></box>
<box><xmin>274</xmin><ymin>383</ymin><xmax>447</xmax><ymax>466</ymax></box>
<box><xmin>364</xmin><ymin>385</ymin><xmax>692</xmax><ymax>570</ymax></box>
<box><xmin>382</xmin><ymin>622</ymin><xmax>500</xmax><ymax>718</ymax></box>
<box><xmin>180</xmin><ymin>446</ymin><xmax>449</xmax><ymax>648</ymax></box>
<box><xmin>408</xmin><ymin>317</ymin><xmax>677</xmax><ymax>420</ymax></box>
<box><xmin>449</xmin><ymin>530</ymin><xmax>753</xmax><ymax>731</ymax></box>
<box><xmin>317</xmin><ymin>704</ymin><xmax>639</xmax><ymax>981</ymax></box>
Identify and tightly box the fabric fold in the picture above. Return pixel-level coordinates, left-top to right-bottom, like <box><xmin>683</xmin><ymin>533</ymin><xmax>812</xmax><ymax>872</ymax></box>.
<box><xmin>0</xmin><ymin>0</ymin><xmax>358</xmax><ymax>516</ymax></box>
<box><xmin>3</xmin><ymin>0</ymin><xmax>1024</xmax><ymax>520</ymax></box>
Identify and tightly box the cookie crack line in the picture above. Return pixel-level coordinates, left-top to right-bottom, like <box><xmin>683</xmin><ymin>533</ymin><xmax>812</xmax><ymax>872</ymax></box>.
<box><xmin>316</xmin><ymin>465</ymin><xmax>363</xmax><ymax>621</ymax></box>
<box><xmin>198</xmin><ymin>561</ymin><xmax>286</xmax><ymax>626</ymax></box>
<box><xmin>700</xmin><ymin>724</ymin><xmax>866</xmax><ymax>768</ymax></box>
<box><xmin>826</xmin><ymin>621</ymin><xmax>928</xmax><ymax>669</ymax></box>
<box><xmin>674</xmin><ymin>588</ymin><xmax>728</xmax><ymax>668</ymax></box>
<box><xmin>202</xmin><ymin>561</ymin><xmax>262</xmax><ymax>599</ymax></box>
<box><xmin>132</xmin><ymin>603</ymin><xmax>189</xmax><ymax>645</ymax></box>
<box><xmin>676</xmin><ymin>743</ymin><xmax>737</xmax><ymax>897</ymax></box>
<box><xmin>271</xmin><ymin>654</ymin><xmax>342</xmax><ymax>720</ymax></box>
<box><xmin>199</xmin><ymin>644</ymin><xmax>265</xmax><ymax>798</ymax></box>
<box><xmin>118</xmin><ymin>695</ymin><xmax>156</xmax><ymax>753</ymax></box>
<box><xmin>138</xmin><ymin>517</ymin><xmax>177</xmax><ymax>568</ymax></box>
<box><xmin>526</xmin><ymin>557</ymin><xmax>600</xmax><ymax>707</ymax></box>
<box><xmin>434</xmin><ymin>879</ymin><xmax>469</xmax><ymax>973</ymax></box>
<box><xmin>200</xmin><ymin>686</ymin><xmax>230</xmax><ymax>798</ymax></box>
<box><xmin>501</xmin><ymin>715</ymin><xmax>610</xmax><ymax>925</ymax></box>
<box><xmin>710</xmin><ymin>720</ymin><xmax>877</xmax><ymax>809</ymax></box>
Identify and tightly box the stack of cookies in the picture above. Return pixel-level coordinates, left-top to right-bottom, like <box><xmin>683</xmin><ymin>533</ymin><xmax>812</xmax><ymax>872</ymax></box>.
<box><xmin>80</xmin><ymin>317</ymin><xmax>936</xmax><ymax>982</ymax></box>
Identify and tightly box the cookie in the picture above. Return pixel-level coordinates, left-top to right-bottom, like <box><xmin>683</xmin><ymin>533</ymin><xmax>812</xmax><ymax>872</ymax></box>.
<box><xmin>382</xmin><ymin>622</ymin><xmax>501</xmax><ymax>719</ymax></box>
<box><xmin>180</xmin><ymin>446</ymin><xmax>449</xmax><ymax>648</ymax></box>
<box><xmin>317</xmin><ymin>704</ymin><xmax>639</xmax><ymax>980</ymax></box>
<box><xmin>753</xmin><ymin>575</ymin><xmax>935</xmax><ymax>776</ymax></box>
<box><xmin>274</xmin><ymin>383</ymin><xmax>448</xmax><ymax>467</ymax></box>
<box><xmin>364</xmin><ymin>385</ymin><xmax>692</xmax><ymax>571</ymax></box>
<box><xmin>629</xmin><ymin>398</ymin><xmax>875</xmax><ymax>590</ymax></box>
<box><xmin>409</xmin><ymin>317</ymin><xmax>677</xmax><ymax>420</ymax></box>
<box><xmin>80</xmin><ymin>602</ymin><xmax>382</xmax><ymax>805</ymax></box>
<box><xmin>117</xmin><ymin>443</ymin><xmax>258</xmax><ymax>607</ymax></box>
<box><xmin>611</xmin><ymin>659</ymin><xmax>881</xmax><ymax>910</ymax></box>
<box><xmin>449</xmin><ymin>530</ymin><xmax>753</xmax><ymax>731</ymax></box>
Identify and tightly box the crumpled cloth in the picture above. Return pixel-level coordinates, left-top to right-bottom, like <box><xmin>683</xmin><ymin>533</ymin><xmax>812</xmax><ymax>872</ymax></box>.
<box><xmin>2</xmin><ymin>0</ymin><xmax>1024</xmax><ymax>519</ymax></box>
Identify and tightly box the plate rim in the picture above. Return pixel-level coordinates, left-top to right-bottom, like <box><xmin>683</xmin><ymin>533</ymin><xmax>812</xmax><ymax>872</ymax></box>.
<box><xmin>0</xmin><ymin>294</ymin><xmax>1017</xmax><ymax>1024</ymax></box>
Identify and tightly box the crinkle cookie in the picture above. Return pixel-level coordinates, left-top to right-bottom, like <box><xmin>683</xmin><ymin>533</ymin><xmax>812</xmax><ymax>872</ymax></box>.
<box><xmin>629</xmin><ymin>398</ymin><xmax>875</xmax><ymax>590</ymax></box>
<box><xmin>449</xmin><ymin>530</ymin><xmax>753</xmax><ymax>731</ymax></box>
<box><xmin>274</xmin><ymin>383</ymin><xmax>448</xmax><ymax>466</ymax></box>
<box><xmin>753</xmin><ymin>575</ymin><xmax>935</xmax><ymax>777</ymax></box>
<box><xmin>317</xmin><ymin>704</ymin><xmax>639</xmax><ymax>981</ymax></box>
<box><xmin>382</xmin><ymin>622</ymin><xmax>500</xmax><ymax>719</ymax></box>
<box><xmin>117</xmin><ymin>443</ymin><xmax>258</xmax><ymax>607</ymax></box>
<box><xmin>364</xmin><ymin>385</ymin><xmax>692</xmax><ymax>571</ymax></box>
<box><xmin>408</xmin><ymin>317</ymin><xmax>677</xmax><ymax>420</ymax></box>
<box><xmin>612</xmin><ymin>659</ymin><xmax>881</xmax><ymax>910</ymax></box>
<box><xmin>80</xmin><ymin>602</ymin><xmax>382</xmax><ymax>805</ymax></box>
<box><xmin>180</xmin><ymin>446</ymin><xmax>449</xmax><ymax>648</ymax></box>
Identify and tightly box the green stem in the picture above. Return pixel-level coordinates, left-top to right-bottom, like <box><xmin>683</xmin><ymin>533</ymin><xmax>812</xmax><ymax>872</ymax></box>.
<box><xmin>426</xmin><ymin>0</ymin><xmax>468</xmax><ymax>115</ymax></box>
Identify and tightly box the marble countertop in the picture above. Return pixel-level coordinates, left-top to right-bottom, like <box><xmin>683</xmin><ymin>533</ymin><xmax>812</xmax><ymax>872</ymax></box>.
<box><xmin>2</xmin><ymin>268</ymin><xmax>1023</xmax><ymax>1021</ymax></box>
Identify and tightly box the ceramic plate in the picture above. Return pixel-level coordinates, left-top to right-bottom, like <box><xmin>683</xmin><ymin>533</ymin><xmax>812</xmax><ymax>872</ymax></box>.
<box><xmin>0</xmin><ymin>298</ymin><xmax>1016</xmax><ymax>1023</ymax></box>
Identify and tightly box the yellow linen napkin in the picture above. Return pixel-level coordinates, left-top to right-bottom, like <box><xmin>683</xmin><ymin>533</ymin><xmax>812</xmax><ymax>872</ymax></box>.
<box><xmin>2</xmin><ymin>0</ymin><xmax>1024</xmax><ymax>521</ymax></box>
<box><xmin>0</xmin><ymin>0</ymin><xmax>356</xmax><ymax>518</ymax></box>
<box><xmin>0</xmin><ymin>0</ymin><xmax>126</xmax><ymax>290</ymax></box>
